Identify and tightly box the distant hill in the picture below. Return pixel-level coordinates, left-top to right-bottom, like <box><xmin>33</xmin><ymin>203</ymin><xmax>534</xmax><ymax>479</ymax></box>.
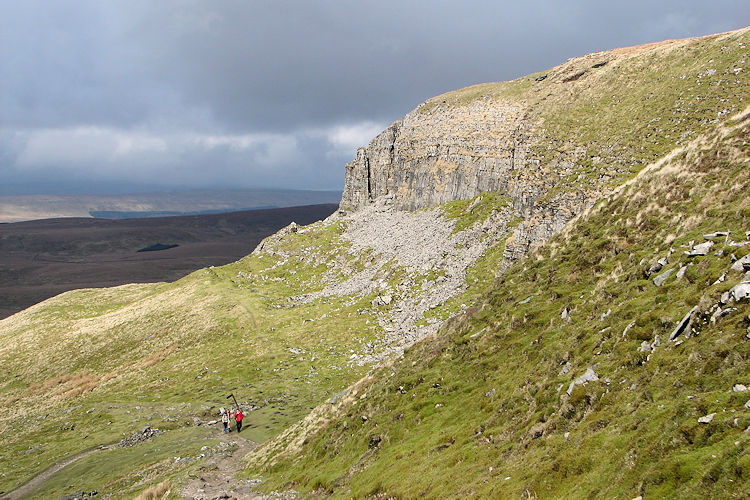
<box><xmin>0</xmin><ymin>28</ymin><xmax>748</xmax><ymax>499</ymax></box>
<box><xmin>0</xmin><ymin>188</ymin><xmax>341</xmax><ymax>223</ymax></box>
<box><xmin>0</xmin><ymin>203</ymin><xmax>338</xmax><ymax>319</ymax></box>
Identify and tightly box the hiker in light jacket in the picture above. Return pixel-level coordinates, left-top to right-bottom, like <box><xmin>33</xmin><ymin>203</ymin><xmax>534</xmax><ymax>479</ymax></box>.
<box><xmin>220</xmin><ymin>407</ymin><xmax>230</xmax><ymax>433</ymax></box>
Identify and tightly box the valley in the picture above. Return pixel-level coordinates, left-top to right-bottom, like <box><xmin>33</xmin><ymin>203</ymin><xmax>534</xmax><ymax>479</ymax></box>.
<box><xmin>0</xmin><ymin>204</ymin><xmax>338</xmax><ymax>319</ymax></box>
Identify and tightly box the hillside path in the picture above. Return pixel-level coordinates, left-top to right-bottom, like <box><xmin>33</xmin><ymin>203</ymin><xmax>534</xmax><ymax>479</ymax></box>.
<box><xmin>0</xmin><ymin>446</ymin><xmax>103</xmax><ymax>500</ymax></box>
<box><xmin>179</xmin><ymin>431</ymin><xmax>266</xmax><ymax>500</ymax></box>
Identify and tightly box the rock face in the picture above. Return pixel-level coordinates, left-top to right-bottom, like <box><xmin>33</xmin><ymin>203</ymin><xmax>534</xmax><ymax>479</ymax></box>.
<box><xmin>339</xmin><ymin>98</ymin><xmax>600</xmax><ymax>268</ymax></box>
<box><xmin>341</xmin><ymin>102</ymin><xmax>534</xmax><ymax>212</ymax></box>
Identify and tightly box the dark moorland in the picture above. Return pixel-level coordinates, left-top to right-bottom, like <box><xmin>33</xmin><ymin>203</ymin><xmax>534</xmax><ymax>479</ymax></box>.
<box><xmin>0</xmin><ymin>204</ymin><xmax>338</xmax><ymax>319</ymax></box>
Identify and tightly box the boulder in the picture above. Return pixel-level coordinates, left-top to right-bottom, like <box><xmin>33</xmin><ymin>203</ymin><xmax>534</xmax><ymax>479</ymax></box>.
<box><xmin>733</xmin><ymin>384</ymin><xmax>748</xmax><ymax>392</ymax></box>
<box><xmin>684</xmin><ymin>241</ymin><xmax>714</xmax><ymax>256</ymax></box>
<box><xmin>730</xmin><ymin>283</ymin><xmax>750</xmax><ymax>301</ymax></box>
<box><xmin>566</xmin><ymin>366</ymin><xmax>599</xmax><ymax>395</ymax></box>
<box><xmin>676</xmin><ymin>265</ymin><xmax>687</xmax><ymax>279</ymax></box>
<box><xmin>698</xmin><ymin>413</ymin><xmax>716</xmax><ymax>424</ymax></box>
<box><xmin>653</xmin><ymin>268</ymin><xmax>674</xmax><ymax>287</ymax></box>
<box><xmin>731</xmin><ymin>254</ymin><xmax>750</xmax><ymax>272</ymax></box>
<box><xmin>703</xmin><ymin>231</ymin><xmax>729</xmax><ymax>239</ymax></box>
<box><xmin>669</xmin><ymin>307</ymin><xmax>697</xmax><ymax>341</ymax></box>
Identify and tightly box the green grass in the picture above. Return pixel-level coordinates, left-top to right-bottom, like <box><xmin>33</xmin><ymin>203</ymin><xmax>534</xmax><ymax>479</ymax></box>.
<box><xmin>32</xmin><ymin>426</ymin><xmax>218</xmax><ymax>499</ymax></box>
<box><xmin>247</xmin><ymin>106</ymin><xmax>750</xmax><ymax>498</ymax></box>
<box><xmin>441</xmin><ymin>191</ymin><xmax>511</xmax><ymax>234</ymax></box>
<box><xmin>0</xmin><ymin>216</ymin><xmax>376</xmax><ymax>496</ymax></box>
<box><xmin>0</xmin><ymin>192</ymin><xmax>506</xmax><ymax>496</ymax></box>
<box><xmin>2</xmin><ymin>28</ymin><xmax>749</xmax><ymax>499</ymax></box>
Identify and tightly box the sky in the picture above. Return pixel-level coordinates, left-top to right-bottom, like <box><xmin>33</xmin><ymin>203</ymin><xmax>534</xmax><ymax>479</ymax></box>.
<box><xmin>0</xmin><ymin>1</ymin><xmax>747</xmax><ymax>195</ymax></box>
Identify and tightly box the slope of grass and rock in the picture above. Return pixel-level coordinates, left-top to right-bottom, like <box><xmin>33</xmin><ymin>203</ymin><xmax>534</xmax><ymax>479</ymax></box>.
<box><xmin>245</xmin><ymin>111</ymin><xmax>750</xmax><ymax>498</ymax></box>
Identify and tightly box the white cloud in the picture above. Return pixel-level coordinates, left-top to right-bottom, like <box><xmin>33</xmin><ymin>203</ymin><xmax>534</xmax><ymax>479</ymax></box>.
<box><xmin>324</xmin><ymin>121</ymin><xmax>386</xmax><ymax>156</ymax></box>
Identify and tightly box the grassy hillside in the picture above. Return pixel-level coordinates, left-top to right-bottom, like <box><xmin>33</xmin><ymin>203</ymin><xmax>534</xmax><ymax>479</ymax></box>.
<box><xmin>1</xmin><ymin>28</ymin><xmax>748</xmax><ymax>499</ymax></box>
<box><xmin>246</xmin><ymin>110</ymin><xmax>750</xmax><ymax>498</ymax></box>
<box><xmin>425</xmin><ymin>28</ymin><xmax>748</xmax><ymax>180</ymax></box>
<box><xmin>0</xmin><ymin>217</ymin><xmax>378</xmax><ymax>497</ymax></box>
<box><xmin>0</xmin><ymin>201</ymin><xmax>512</xmax><ymax>498</ymax></box>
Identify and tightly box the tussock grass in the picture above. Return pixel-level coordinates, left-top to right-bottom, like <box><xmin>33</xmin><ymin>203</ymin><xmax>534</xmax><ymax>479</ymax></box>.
<box><xmin>133</xmin><ymin>481</ymin><xmax>170</xmax><ymax>500</ymax></box>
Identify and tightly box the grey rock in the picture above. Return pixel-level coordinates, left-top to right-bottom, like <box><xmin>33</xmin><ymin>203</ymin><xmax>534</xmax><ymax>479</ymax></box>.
<box><xmin>720</xmin><ymin>307</ymin><xmax>737</xmax><ymax>317</ymax></box>
<box><xmin>733</xmin><ymin>384</ymin><xmax>748</xmax><ymax>392</ymax></box>
<box><xmin>637</xmin><ymin>341</ymin><xmax>652</xmax><ymax>353</ymax></box>
<box><xmin>711</xmin><ymin>307</ymin><xmax>723</xmax><ymax>324</ymax></box>
<box><xmin>684</xmin><ymin>241</ymin><xmax>714</xmax><ymax>256</ymax></box>
<box><xmin>676</xmin><ymin>265</ymin><xmax>687</xmax><ymax>279</ymax></box>
<box><xmin>703</xmin><ymin>231</ymin><xmax>729</xmax><ymax>240</ymax></box>
<box><xmin>651</xmin><ymin>335</ymin><xmax>661</xmax><ymax>348</ymax></box>
<box><xmin>698</xmin><ymin>413</ymin><xmax>716</xmax><ymax>424</ymax></box>
<box><xmin>720</xmin><ymin>291</ymin><xmax>732</xmax><ymax>304</ymax></box>
<box><xmin>745</xmin><ymin>399</ymin><xmax>750</xmax><ymax>409</ymax></box>
<box><xmin>731</xmin><ymin>254</ymin><xmax>750</xmax><ymax>272</ymax></box>
<box><xmin>566</xmin><ymin>366</ymin><xmax>599</xmax><ymax>395</ymax></box>
<box><xmin>729</xmin><ymin>240</ymin><xmax>750</xmax><ymax>247</ymax></box>
<box><xmin>647</xmin><ymin>255</ymin><xmax>670</xmax><ymax>276</ymax></box>
<box><xmin>518</xmin><ymin>295</ymin><xmax>533</xmax><ymax>305</ymax></box>
<box><xmin>730</xmin><ymin>283</ymin><xmax>750</xmax><ymax>301</ymax></box>
<box><xmin>600</xmin><ymin>308</ymin><xmax>611</xmax><ymax>320</ymax></box>
<box><xmin>561</xmin><ymin>307</ymin><xmax>570</xmax><ymax>320</ymax></box>
<box><xmin>558</xmin><ymin>362</ymin><xmax>571</xmax><ymax>376</ymax></box>
<box><xmin>485</xmin><ymin>389</ymin><xmax>496</xmax><ymax>397</ymax></box>
<box><xmin>653</xmin><ymin>268</ymin><xmax>674</xmax><ymax>286</ymax></box>
<box><xmin>669</xmin><ymin>306</ymin><xmax>697</xmax><ymax>341</ymax></box>
<box><xmin>622</xmin><ymin>320</ymin><xmax>636</xmax><ymax>338</ymax></box>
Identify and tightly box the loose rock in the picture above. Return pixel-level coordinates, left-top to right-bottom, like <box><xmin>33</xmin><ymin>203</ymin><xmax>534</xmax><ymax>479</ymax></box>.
<box><xmin>685</xmin><ymin>241</ymin><xmax>714</xmax><ymax>256</ymax></box>
<box><xmin>669</xmin><ymin>307</ymin><xmax>697</xmax><ymax>341</ymax></box>
<box><xmin>731</xmin><ymin>254</ymin><xmax>750</xmax><ymax>272</ymax></box>
<box><xmin>653</xmin><ymin>268</ymin><xmax>674</xmax><ymax>287</ymax></box>
<box><xmin>698</xmin><ymin>413</ymin><xmax>716</xmax><ymax>424</ymax></box>
<box><xmin>567</xmin><ymin>366</ymin><xmax>599</xmax><ymax>395</ymax></box>
<box><xmin>703</xmin><ymin>231</ymin><xmax>729</xmax><ymax>240</ymax></box>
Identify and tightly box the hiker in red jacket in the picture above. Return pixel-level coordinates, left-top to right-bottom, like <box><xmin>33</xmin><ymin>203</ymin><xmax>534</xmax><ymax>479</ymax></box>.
<box><xmin>234</xmin><ymin>408</ymin><xmax>244</xmax><ymax>433</ymax></box>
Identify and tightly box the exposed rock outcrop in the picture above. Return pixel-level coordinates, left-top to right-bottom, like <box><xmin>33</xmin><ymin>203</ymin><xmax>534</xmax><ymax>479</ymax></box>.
<box><xmin>339</xmin><ymin>99</ymin><xmax>600</xmax><ymax>269</ymax></box>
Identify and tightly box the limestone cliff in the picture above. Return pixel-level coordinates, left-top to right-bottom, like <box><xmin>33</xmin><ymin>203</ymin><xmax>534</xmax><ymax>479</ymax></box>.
<box><xmin>340</xmin><ymin>27</ymin><xmax>749</xmax><ymax>264</ymax></box>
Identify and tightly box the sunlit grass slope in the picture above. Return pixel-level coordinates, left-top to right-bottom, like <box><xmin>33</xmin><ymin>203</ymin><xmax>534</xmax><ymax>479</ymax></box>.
<box><xmin>0</xmin><ymin>217</ymin><xmax>382</xmax><ymax>497</ymax></box>
<box><xmin>247</xmin><ymin>112</ymin><xmax>750</xmax><ymax>498</ymax></box>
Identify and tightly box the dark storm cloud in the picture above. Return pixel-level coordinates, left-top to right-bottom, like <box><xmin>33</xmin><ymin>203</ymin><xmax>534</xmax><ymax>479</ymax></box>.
<box><xmin>0</xmin><ymin>1</ymin><xmax>747</xmax><ymax>193</ymax></box>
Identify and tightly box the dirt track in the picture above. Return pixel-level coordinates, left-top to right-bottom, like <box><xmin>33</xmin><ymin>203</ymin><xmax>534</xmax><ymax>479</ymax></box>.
<box><xmin>0</xmin><ymin>446</ymin><xmax>103</xmax><ymax>500</ymax></box>
<box><xmin>180</xmin><ymin>433</ymin><xmax>264</xmax><ymax>500</ymax></box>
